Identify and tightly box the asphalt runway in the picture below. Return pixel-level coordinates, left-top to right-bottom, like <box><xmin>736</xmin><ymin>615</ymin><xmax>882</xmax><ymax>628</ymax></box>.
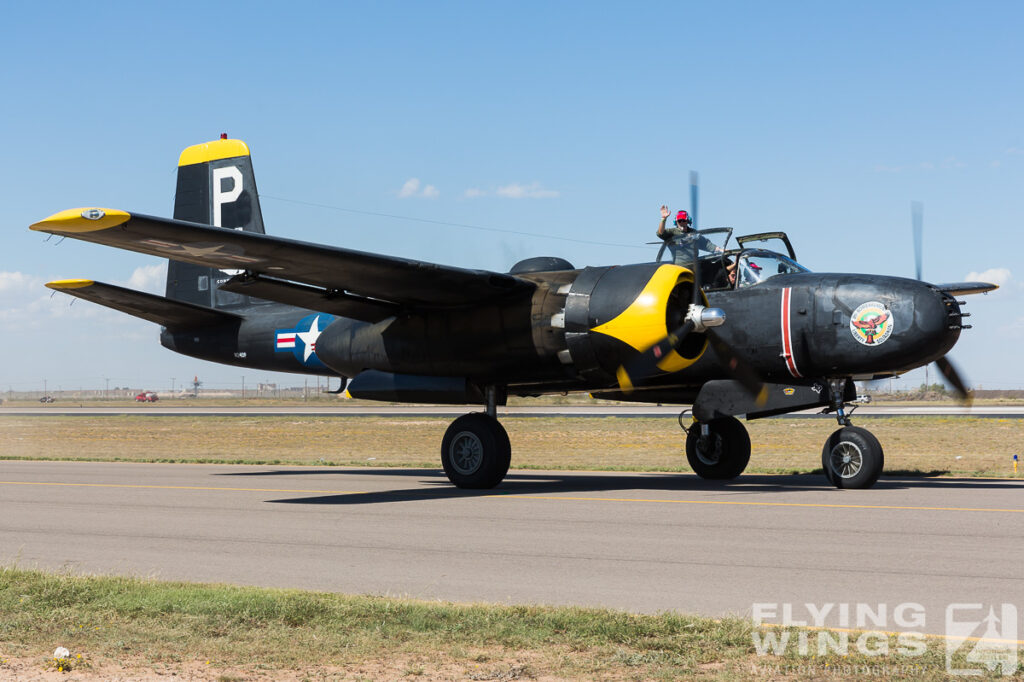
<box><xmin>3</xmin><ymin>460</ymin><xmax>1023</xmax><ymax>635</ymax></box>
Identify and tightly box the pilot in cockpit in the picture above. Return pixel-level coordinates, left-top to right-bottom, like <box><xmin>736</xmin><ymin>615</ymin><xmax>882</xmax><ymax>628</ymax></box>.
<box><xmin>738</xmin><ymin>259</ymin><xmax>763</xmax><ymax>286</ymax></box>
<box><xmin>656</xmin><ymin>206</ymin><xmax>722</xmax><ymax>268</ymax></box>
<box><xmin>711</xmin><ymin>258</ymin><xmax>737</xmax><ymax>289</ymax></box>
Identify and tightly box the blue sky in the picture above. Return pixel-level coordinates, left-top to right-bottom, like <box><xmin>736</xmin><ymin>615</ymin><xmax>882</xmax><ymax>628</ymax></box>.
<box><xmin>2</xmin><ymin>1</ymin><xmax>1021</xmax><ymax>392</ymax></box>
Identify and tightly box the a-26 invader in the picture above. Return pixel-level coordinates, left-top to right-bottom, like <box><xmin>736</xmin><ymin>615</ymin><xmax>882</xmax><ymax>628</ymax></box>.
<box><xmin>32</xmin><ymin>137</ymin><xmax>996</xmax><ymax>490</ymax></box>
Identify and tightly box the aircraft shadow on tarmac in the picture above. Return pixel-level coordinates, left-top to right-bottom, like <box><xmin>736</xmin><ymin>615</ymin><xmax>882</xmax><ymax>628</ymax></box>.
<box><xmin>212</xmin><ymin>469</ymin><xmax>1023</xmax><ymax>506</ymax></box>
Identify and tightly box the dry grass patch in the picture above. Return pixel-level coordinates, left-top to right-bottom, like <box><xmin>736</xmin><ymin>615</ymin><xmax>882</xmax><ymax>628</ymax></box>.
<box><xmin>0</xmin><ymin>415</ymin><xmax>1021</xmax><ymax>478</ymax></box>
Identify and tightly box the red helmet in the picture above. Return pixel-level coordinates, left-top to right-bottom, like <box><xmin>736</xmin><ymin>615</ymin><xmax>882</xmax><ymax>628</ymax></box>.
<box><xmin>675</xmin><ymin>210</ymin><xmax>692</xmax><ymax>228</ymax></box>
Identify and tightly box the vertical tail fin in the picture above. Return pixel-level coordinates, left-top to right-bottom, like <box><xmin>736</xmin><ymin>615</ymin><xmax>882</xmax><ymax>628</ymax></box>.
<box><xmin>166</xmin><ymin>136</ymin><xmax>266</xmax><ymax>309</ymax></box>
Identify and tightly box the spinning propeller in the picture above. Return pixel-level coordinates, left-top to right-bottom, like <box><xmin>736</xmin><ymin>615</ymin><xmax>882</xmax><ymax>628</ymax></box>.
<box><xmin>689</xmin><ymin>171</ymin><xmax>699</xmax><ymax>229</ymax></box>
<box><xmin>912</xmin><ymin>201</ymin><xmax>972</xmax><ymax>403</ymax></box>
<box><xmin>615</xmin><ymin>237</ymin><xmax>765</xmax><ymax>401</ymax></box>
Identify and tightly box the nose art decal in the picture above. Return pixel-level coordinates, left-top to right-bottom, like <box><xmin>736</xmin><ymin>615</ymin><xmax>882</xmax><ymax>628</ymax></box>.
<box><xmin>850</xmin><ymin>301</ymin><xmax>894</xmax><ymax>346</ymax></box>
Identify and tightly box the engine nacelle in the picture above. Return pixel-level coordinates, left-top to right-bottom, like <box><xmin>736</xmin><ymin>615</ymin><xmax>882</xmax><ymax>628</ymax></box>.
<box><xmin>559</xmin><ymin>263</ymin><xmax>707</xmax><ymax>385</ymax></box>
<box><xmin>315</xmin><ymin>262</ymin><xmax>706</xmax><ymax>389</ymax></box>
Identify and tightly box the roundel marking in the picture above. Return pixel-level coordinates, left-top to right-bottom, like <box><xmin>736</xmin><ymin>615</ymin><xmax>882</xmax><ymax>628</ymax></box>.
<box><xmin>274</xmin><ymin>313</ymin><xmax>336</xmax><ymax>368</ymax></box>
<box><xmin>850</xmin><ymin>301</ymin><xmax>894</xmax><ymax>346</ymax></box>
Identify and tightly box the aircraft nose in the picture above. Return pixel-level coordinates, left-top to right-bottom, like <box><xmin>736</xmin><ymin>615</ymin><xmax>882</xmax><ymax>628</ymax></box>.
<box><xmin>802</xmin><ymin>275</ymin><xmax>961</xmax><ymax>377</ymax></box>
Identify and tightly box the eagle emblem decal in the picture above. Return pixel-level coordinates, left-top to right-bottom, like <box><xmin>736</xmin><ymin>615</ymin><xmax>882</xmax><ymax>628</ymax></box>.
<box><xmin>850</xmin><ymin>302</ymin><xmax>894</xmax><ymax>346</ymax></box>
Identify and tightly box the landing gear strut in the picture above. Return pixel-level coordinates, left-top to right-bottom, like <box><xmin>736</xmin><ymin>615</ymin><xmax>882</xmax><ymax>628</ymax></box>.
<box><xmin>440</xmin><ymin>386</ymin><xmax>511</xmax><ymax>489</ymax></box>
<box><xmin>684</xmin><ymin>415</ymin><xmax>751</xmax><ymax>480</ymax></box>
<box><xmin>820</xmin><ymin>378</ymin><xmax>884</xmax><ymax>489</ymax></box>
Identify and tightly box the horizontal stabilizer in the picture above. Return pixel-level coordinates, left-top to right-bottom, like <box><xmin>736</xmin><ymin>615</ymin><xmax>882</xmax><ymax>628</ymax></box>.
<box><xmin>46</xmin><ymin>279</ymin><xmax>241</xmax><ymax>330</ymax></box>
<box><xmin>932</xmin><ymin>282</ymin><xmax>999</xmax><ymax>296</ymax></box>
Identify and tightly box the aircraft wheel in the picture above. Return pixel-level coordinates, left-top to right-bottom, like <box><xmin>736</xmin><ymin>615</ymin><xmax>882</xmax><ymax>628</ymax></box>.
<box><xmin>685</xmin><ymin>416</ymin><xmax>751</xmax><ymax>480</ymax></box>
<box><xmin>441</xmin><ymin>413</ymin><xmax>511</xmax><ymax>489</ymax></box>
<box><xmin>821</xmin><ymin>426</ymin><xmax>884</xmax><ymax>489</ymax></box>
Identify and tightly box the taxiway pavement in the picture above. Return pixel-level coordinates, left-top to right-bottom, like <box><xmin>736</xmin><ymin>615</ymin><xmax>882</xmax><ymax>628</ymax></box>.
<box><xmin>2</xmin><ymin>461</ymin><xmax>1022</xmax><ymax>634</ymax></box>
<box><xmin>6</xmin><ymin>404</ymin><xmax>1024</xmax><ymax>417</ymax></box>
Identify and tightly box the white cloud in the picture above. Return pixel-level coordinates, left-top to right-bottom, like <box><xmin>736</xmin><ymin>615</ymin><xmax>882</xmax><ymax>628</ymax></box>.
<box><xmin>463</xmin><ymin>182</ymin><xmax>560</xmax><ymax>199</ymax></box>
<box><xmin>0</xmin><ymin>287</ymin><xmax>96</xmax><ymax>326</ymax></box>
<box><xmin>494</xmin><ymin>182</ymin><xmax>560</xmax><ymax>199</ymax></box>
<box><xmin>0</xmin><ymin>272</ymin><xmax>48</xmax><ymax>325</ymax></box>
<box><xmin>964</xmin><ymin>268</ymin><xmax>1011</xmax><ymax>287</ymax></box>
<box><xmin>120</xmin><ymin>262</ymin><xmax>166</xmax><ymax>294</ymax></box>
<box><xmin>397</xmin><ymin>178</ymin><xmax>439</xmax><ymax>199</ymax></box>
<box><xmin>0</xmin><ymin>265</ymin><xmax>169</xmax><ymax>329</ymax></box>
<box><xmin>0</xmin><ymin>271</ymin><xmax>41</xmax><ymax>294</ymax></box>
<box><xmin>398</xmin><ymin>178</ymin><xmax>421</xmax><ymax>198</ymax></box>
<box><xmin>873</xmin><ymin>157</ymin><xmax>966</xmax><ymax>173</ymax></box>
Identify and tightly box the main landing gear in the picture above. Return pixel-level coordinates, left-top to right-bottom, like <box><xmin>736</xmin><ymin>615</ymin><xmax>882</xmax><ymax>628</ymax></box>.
<box><xmin>440</xmin><ymin>387</ymin><xmax>510</xmax><ymax>489</ymax></box>
<box><xmin>683</xmin><ymin>415</ymin><xmax>751</xmax><ymax>480</ymax></box>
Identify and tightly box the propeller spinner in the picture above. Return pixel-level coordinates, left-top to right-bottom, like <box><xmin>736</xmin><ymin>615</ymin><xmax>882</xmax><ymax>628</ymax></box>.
<box><xmin>617</xmin><ymin>216</ymin><xmax>766</xmax><ymax>403</ymax></box>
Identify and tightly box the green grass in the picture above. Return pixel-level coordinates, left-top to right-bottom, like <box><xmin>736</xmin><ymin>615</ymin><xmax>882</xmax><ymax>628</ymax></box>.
<box><xmin>0</xmin><ymin>567</ymin><xmax>1014</xmax><ymax>680</ymax></box>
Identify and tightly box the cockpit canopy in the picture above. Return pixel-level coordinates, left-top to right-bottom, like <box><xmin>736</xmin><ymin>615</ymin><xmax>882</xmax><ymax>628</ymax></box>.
<box><xmin>731</xmin><ymin>248</ymin><xmax>808</xmax><ymax>288</ymax></box>
<box><xmin>655</xmin><ymin>227</ymin><xmax>733</xmax><ymax>266</ymax></box>
<box><xmin>655</xmin><ymin>228</ymin><xmax>809</xmax><ymax>290</ymax></box>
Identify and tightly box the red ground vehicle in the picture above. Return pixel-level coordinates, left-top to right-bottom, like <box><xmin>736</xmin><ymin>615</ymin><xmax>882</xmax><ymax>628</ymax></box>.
<box><xmin>135</xmin><ymin>392</ymin><xmax>159</xmax><ymax>402</ymax></box>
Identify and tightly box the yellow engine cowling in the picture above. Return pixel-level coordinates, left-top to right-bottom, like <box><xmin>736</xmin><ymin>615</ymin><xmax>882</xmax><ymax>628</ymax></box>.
<box><xmin>562</xmin><ymin>263</ymin><xmax>707</xmax><ymax>385</ymax></box>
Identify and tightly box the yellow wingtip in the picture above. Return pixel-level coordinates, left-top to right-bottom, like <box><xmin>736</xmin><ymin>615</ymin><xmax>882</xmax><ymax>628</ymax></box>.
<box><xmin>30</xmin><ymin>208</ymin><xmax>130</xmax><ymax>233</ymax></box>
<box><xmin>47</xmin><ymin>279</ymin><xmax>95</xmax><ymax>290</ymax></box>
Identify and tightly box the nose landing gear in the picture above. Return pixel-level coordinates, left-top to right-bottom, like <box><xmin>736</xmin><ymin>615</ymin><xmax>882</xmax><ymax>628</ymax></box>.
<box><xmin>821</xmin><ymin>426</ymin><xmax>884</xmax><ymax>489</ymax></box>
<box><xmin>820</xmin><ymin>378</ymin><xmax>884</xmax><ymax>489</ymax></box>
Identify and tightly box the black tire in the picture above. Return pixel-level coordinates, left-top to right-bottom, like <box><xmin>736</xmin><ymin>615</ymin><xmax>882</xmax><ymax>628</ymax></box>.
<box><xmin>440</xmin><ymin>413</ymin><xmax>511</xmax><ymax>489</ymax></box>
<box><xmin>821</xmin><ymin>426</ymin><xmax>884</xmax><ymax>489</ymax></box>
<box><xmin>685</xmin><ymin>416</ymin><xmax>751</xmax><ymax>480</ymax></box>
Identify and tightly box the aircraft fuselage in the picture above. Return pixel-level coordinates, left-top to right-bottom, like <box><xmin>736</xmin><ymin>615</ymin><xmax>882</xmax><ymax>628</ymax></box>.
<box><xmin>161</xmin><ymin>266</ymin><xmax>964</xmax><ymax>400</ymax></box>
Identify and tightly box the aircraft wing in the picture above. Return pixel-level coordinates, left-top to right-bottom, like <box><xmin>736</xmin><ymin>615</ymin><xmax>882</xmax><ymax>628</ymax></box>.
<box><xmin>31</xmin><ymin>208</ymin><xmax>535</xmax><ymax>308</ymax></box>
<box><xmin>932</xmin><ymin>282</ymin><xmax>999</xmax><ymax>296</ymax></box>
<box><xmin>45</xmin><ymin>279</ymin><xmax>241</xmax><ymax>330</ymax></box>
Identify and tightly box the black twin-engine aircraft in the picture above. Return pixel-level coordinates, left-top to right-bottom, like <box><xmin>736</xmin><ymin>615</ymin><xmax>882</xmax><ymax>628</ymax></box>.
<box><xmin>32</xmin><ymin>138</ymin><xmax>997</xmax><ymax>490</ymax></box>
